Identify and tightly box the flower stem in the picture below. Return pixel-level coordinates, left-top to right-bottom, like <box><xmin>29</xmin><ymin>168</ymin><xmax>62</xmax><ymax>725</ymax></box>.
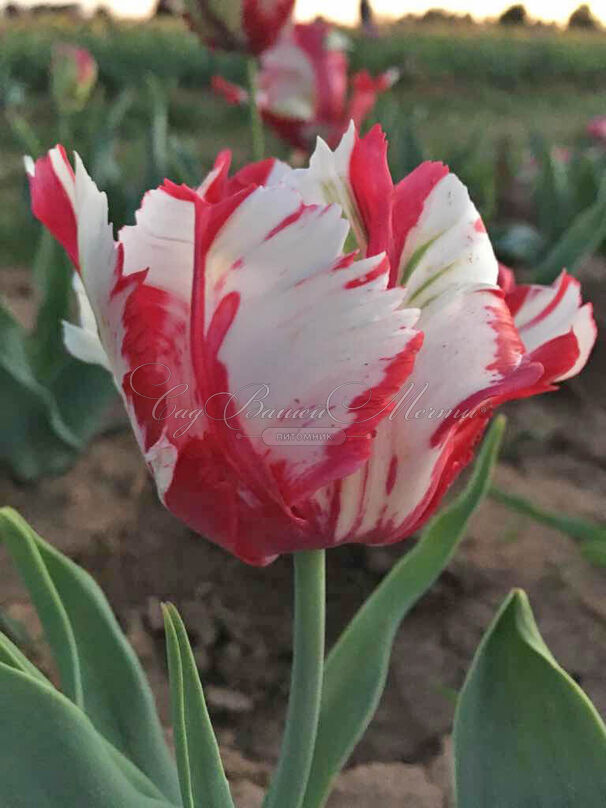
<box><xmin>264</xmin><ymin>549</ymin><xmax>326</xmax><ymax>808</ymax></box>
<box><xmin>246</xmin><ymin>56</ymin><xmax>265</xmax><ymax>162</ymax></box>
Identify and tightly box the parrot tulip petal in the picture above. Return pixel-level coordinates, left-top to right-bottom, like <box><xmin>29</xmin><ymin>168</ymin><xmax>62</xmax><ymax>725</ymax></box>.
<box><xmin>501</xmin><ymin>269</ymin><xmax>597</xmax><ymax>383</ymax></box>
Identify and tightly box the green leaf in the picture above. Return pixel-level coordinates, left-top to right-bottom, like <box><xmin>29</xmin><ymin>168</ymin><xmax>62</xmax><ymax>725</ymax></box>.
<box><xmin>163</xmin><ymin>603</ymin><xmax>234</xmax><ymax>808</ymax></box>
<box><xmin>90</xmin><ymin>87</ymin><xmax>135</xmax><ymax>186</ymax></box>
<box><xmin>0</xmin><ymin>508</ymin><xmax>180</xmax><ymax>804</ymax></box>
<box><xmin>0</xmin><ymin>628</ymin><xmax>49</xmax><ymax>683</ymax></box>
<box><xmin>47</xmin><ymin>357</ymin><xmax>117</xmax><ymax>445</ymax></box>
<box><xmin>0</xmin><ymin>284</ymin><xmax>115</xmax><ymax>480</ymax></box>
<box><xmin>5</xmin><ymin>108</ymin><xmax>42</xmax><ymax>155</ymax></box>
<box><xmin>454</xmin><ymin>589</ymin><xmax>606</xmax><ymax>807</ymax></box>
<box><xmin>531</xmin><ymin>133</ymin><xmax>570</xmax><ymax>242</ymax></box>
<box><xmin>146</xmin><ymin>74</ymin><xmax>170</xmax><ymax>188</ymax></box>
<box><xmin>301</xmin><ymin>415</ymin><xmax>506</xmax><ymax>808</ymax></box>
<box><xmin>28</xmin><ymin>241</ymin><xmax>72</xmax><ymax>382</ymax></box>
<box><xmin>534</xmin><ymin>174</ymin><xmax>606</xmax><ymax>284</ymax></box>
<box><xmin>0</xmin><ymin>302</ymin><xmax>81</xmax><ymax>479</ymax></box>
<box><xmin>0</xmin><ymin>628</ymin><xmax>170</xmax><ymax>804</ymax></box>
<box><xmin>0</xmin><ymin>662</ymin><xmax>173</xmax><ymax>808</ymax></box>
<box><xmin>490</xmin><ymin>485</ymin><xmax>606</xmax><ymax>566</ymax></box>
<box><xmin>0</xmin><ymin>507</ymin><xmax>82</xmax><ymax>702</ymax></box>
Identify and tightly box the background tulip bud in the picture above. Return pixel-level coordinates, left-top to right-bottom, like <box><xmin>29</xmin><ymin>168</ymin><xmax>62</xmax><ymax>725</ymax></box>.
<box><xmin>50</xmin><ymin>44</ymin><xmax>98</xmax><ymax>114</ymax></box>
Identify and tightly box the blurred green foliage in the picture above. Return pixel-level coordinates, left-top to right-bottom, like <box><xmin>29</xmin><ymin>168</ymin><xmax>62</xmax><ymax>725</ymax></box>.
<box><xmin>3</xmin><ymin>16</ymin><xmax>606</xmax><ymax>92</ymax></box>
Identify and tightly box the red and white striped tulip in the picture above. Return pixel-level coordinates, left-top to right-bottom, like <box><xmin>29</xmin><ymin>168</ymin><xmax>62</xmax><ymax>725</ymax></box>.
<box><xmin>26</xmin><ymin>125</ymin><xmax>596</xmax><ymax>564</ymax></box>
<box><xmin>184</xmin><ymin>0</ymin><xmax>295</xmax><ymax>54</ymax></box>
<box><xmin>212</xmin><ymin>20</ymin><xmax>398</xmax><ymax>152</ymax></box>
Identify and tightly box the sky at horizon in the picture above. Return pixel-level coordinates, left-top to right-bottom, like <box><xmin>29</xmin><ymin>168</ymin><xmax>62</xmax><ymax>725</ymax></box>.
<box><xmin>2</xmin><ymin>0</ymin><xmax>606</xmax><ymax>25</ymax></box>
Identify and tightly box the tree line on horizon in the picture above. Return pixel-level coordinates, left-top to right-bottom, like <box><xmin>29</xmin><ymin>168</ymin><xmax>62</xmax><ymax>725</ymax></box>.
<box><xmin>1</xmin><ymin>0</ymin><xmax>603</xmax><ymax>30</ymax></box>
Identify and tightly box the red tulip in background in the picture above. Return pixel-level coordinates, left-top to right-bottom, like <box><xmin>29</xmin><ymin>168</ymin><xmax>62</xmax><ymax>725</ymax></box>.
<box><xmin>184</xmin><ymin>0</ymin><xmax>295</xmax><ymax>54</ymax></box>
<box><xmin>26</xmin><ymin>124</ymin><xmax>596</xmax><ymax>564</ymax></box>
<box><xmin>212</xmin><ymin>19</ymin><xmax>398</xmax><ymax>151</ymax></box>
<box><xmin>587</xmin><ymin>115</ymin><xmax>606</xmax><ymax>145</ymax></box>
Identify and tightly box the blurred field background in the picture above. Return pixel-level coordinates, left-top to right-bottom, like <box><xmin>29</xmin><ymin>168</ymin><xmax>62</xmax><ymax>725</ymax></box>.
<box><xmin>2</xmin><ymin>11</ymin><xmax>606</xmax><ymax>266</ymax></box>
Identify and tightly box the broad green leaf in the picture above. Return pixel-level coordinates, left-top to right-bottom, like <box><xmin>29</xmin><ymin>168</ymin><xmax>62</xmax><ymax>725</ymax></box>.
<box><xmin>0</xmin><ymin>508</ymin><xmax>180</xmax><ymax>803</ymax></box>
<box><xmin>454</xmin><ymin>589</ymin><xmax>606</xmax><ymax>807</ymax></box>
<box><xmin>490</xmin><ymin>485</ymin><xmax>606</xmax><ymax>566</ymax></box>
<box><xmin>534</xmin><ymin>174</ymin><xmax>606</xmax><ymax>284</ymax></box>
<box><xmin>0</xmin><ymin>662</ymin><xmax>172</xmax><ymax>808</ymax></box>
<box><xmin>163</xmin><ymin>603</ymin><xmax>234</xmax><ymax>808</ymax></box>
<box><xmin>301</xmin><ymin>415</ymin><xmax>506</xmax><ymax>808</ymax></box>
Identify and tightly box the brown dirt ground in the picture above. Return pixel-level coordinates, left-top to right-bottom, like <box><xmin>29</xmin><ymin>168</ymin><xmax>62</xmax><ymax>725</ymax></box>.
<box><xmin>1</xmin><ymin>261</ymin><xmax>605</xmax><ymax>806</ymax></box>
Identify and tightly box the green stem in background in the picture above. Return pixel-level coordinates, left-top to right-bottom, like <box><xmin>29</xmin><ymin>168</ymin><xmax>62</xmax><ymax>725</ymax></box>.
<box><xmin>246</xmin><ymin>56</ymin><xmax>265</xmax><ymax>162</ymax></box>
<box><xmin>264</xmin><ymin>549</ymin><xmax>326</xmax><ymax>808</ymax></box>
<box><xmin>57</xmin><ymin>111</ymin><xmax>73</xmax><ymax>149</ymax></box>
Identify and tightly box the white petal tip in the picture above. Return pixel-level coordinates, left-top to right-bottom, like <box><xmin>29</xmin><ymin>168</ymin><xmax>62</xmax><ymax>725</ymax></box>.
<box><xmin>62</xmin><ymin>320</ymin><xmax>111</xmax><ymax>371</ymax></box>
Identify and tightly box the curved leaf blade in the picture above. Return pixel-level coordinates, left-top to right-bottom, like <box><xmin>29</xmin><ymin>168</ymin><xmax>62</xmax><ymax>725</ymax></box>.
<box><xmin>0</xmin><ymin>507</ymin><xmax>82</xmax><ymax>702</ymax></box>
<box><xmin>454</xmin><ymin>589</ymin><xmax>606</xmax><ymax>807</ymax></box>
<box><xmin>0</xmin><ymin>508</ymin><xmax>180</xmax><ymax>803</ymax></box>
<box><xmin>163</xmin><ymin>603</ymin><xmax>234</xmax><ymax>808</ymax></box>
<box><xmin>302</xmin><ymin>415</ymin><xmax>506</xmax><ymax>808</ymax></box>
<box><xmin>0</xmin><ymin>625</ymin><xmax>171</xmax><ymax>804</ymax></box>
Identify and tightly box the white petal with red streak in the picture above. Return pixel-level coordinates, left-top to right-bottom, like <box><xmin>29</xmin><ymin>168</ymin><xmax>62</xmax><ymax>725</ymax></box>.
<box><xmin>510</xmin><ymin>272</ymin><xmax>597</xmax><ymax>382</ymax></box>
<box><xmin>314</xmin><ymin>286</ymin><xmax>541</xmax><ymax>544</ymax></box>
<box><xmin>398</xmin><ymin>173</ymin><xmax>498</xmax><ymax>305</ymax></box>
<box><xmin>119</xmin><ymin>186</ymin><xmax>195</xmax><ymax>298</ymax></box>
<box><xmin>291</xmin><ymin>123</ymin><xmax>368</xmax><ymax>251</ymax></box>
<box><xmin>196</xmin><ymin>184</ymin><xmax>422</xmax><ymax>501</ymax></box>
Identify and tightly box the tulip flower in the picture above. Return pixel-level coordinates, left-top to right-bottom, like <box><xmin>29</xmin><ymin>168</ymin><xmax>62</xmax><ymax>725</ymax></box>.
<box><xmin>587</xmin><ymin>115</ymin><xmax>606</xmax><ymax>145</ymax></box>
<box><xmin>212</xmin><ymin>20</ymin><xmax>399</xmax><ymax>152</ymax></box>
<box><xmin>184</xmin><ymin>0</ymin><xmax>295</xmax><ymax>54</ymax></box>
<box><xmin>50</xmin><ymin>43</ymin><xmax>98</xmax><ymax>114</ymax></box>
<box><xmin>26</xmin><ymin>125</ymin><xmax>596</xmax><ymax>565</ymax></box>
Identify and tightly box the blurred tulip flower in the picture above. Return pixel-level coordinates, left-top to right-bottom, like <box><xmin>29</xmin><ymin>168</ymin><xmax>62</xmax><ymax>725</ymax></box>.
<box><xmin>184</xmin><ymin>0</ymin><xmax>295</xmax><ymax>54</ymax></box>
<box><xmin>26</xmin><ymin>126</ymin><xmax>596</xmax><ymax>564</ymax></box>
<box><xmin>50</xmin><ymin>43</ymin><xmax>97</xmax><ymax>114</ymax></box>
<box><xmin>212</xmin><ymin>20</ymin><xmax>399</xmax><ymax>152</ymax></box>
<box><xmin>587</xmin><ymin>115</ymin><xmax>606</xmax><ymax>145</ymax></box>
